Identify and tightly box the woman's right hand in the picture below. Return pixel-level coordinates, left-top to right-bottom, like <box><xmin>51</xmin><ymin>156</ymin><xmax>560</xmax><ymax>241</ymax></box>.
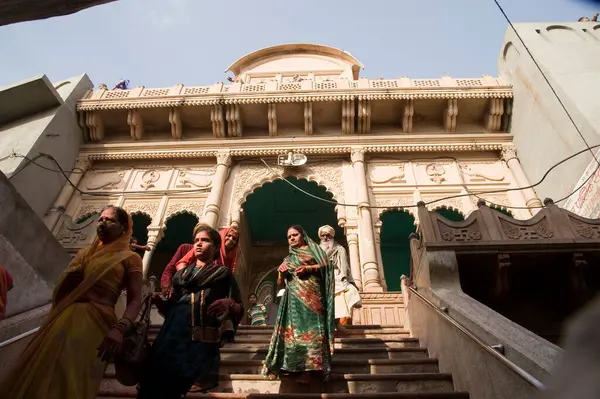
<box><xmin>151</xmin><ymin>293</ymin><xmax>164</xmax><ymax>306</ymax></box>
<box><xmin>277</xmin><ymin>264</ymin><xmax>289</xmax><ymax>274</ymax></box>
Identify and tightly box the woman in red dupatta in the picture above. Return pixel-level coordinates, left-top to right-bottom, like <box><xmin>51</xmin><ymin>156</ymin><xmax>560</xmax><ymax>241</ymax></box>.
<box><xmin>176</xmin><ymin>226</ymin><xmax>239</xmax><ymax>271</ymax></box>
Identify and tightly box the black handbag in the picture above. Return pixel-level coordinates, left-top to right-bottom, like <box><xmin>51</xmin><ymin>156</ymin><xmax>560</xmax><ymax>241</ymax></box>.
<box><xmin>114</xmin><ymin>293</ymin><xmax>152</xmax><ymax>386</ymax></box>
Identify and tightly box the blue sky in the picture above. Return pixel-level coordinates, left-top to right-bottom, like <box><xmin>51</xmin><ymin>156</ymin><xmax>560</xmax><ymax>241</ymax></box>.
<box><xmin>0</xmin><ymin>0</ymin><xmax>597</xmax><ymax>88</ymax></box>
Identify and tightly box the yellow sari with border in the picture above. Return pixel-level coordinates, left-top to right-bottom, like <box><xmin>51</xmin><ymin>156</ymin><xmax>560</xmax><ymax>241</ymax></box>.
<box><xmin>0</xmin><ymin>215</ymin><xmax>141</xmax><ymax>399</ymax></box>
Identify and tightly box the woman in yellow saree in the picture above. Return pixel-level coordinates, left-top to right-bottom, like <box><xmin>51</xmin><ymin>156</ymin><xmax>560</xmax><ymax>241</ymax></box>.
<box><xmin>0</xmin><ymin>205</ymin><xmax>143</xmax><ymax>399</ymax></box>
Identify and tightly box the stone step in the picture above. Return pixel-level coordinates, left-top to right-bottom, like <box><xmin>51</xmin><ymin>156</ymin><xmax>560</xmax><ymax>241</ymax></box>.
<box><xmin>149</xmin><ymin>326</ymin><xmax>412</xmax><ymax>340</ymax></box>
<box><xmin>99</xmin><ymin>392</ymin><xmax>468</xmax><ymax>399</ymax></box>
<box><xmin>219</xmin><ymin>347</ymin><xmax>430</xmax><ymax>361</ymax></box>
<box><xmin>234</xmin><ymin>325</ymin><xmax>406</xmax><ymax>331</ymax></box>
<box><xmin>145</xmin><ymin>333</ymin><xmax>420</xmax><ymax>349</ymax></box>
<box><xmin>222</xmin><ymin>338</ymin><xmax>420</xmax><ymax>349</ymax></box>
<box><xmin>101</xmin><ymin>372</ymin><xmax>455</xmax><ymax>394</ymax></box>
<box><xmin>106</xmin><ymin>358</ymin><xmax>439</xmax><ymax>376</ymax></box>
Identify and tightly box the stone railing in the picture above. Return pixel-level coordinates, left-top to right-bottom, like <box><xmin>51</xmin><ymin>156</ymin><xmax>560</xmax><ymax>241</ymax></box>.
<box><xmin>82</xmin><ymin>75</ymin><xmax>509</xmax><ymax>103</ymax></box>
<box><xmin>413</xmin><ymin>198</ymin><xmax>600</xmax><ymax>250</ymax></box>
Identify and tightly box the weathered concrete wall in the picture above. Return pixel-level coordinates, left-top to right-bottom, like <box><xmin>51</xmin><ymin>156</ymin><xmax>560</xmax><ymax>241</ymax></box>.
<box><xmin>0</xmin><ymin>170</ymin><xmax>70</xmax><ymax>317</ymax></box>
<box><xmin>498</xmin><ymin>22</ymin><xmax>600</xmax><ymax>215</ymax></box>
<box><xmin>0</xmin><ymin>0</ymin><xmax>116</xmax><ymax>26</ymax></box>
<box><xmin>407</xmin><ymin>248</ymin><xmax>561</xmax><ymax>399</ymax></box>
<box><xmin>0</xmin><ymin>74</ymin><xmax>93</xmax><ymax>219</ymax></box>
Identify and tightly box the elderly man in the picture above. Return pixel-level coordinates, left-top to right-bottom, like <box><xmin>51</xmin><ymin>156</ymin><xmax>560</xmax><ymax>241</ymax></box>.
<box><xmin>318</xmin><ymin>225</ymin><xmax>361</xmax><ymax>329</ymax></box>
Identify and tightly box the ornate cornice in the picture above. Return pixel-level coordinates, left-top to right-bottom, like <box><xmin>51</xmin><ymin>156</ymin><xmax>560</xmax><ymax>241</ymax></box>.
<box><xmin>80</xmin><ymin>133</ymin><xmax>511</xmax><ymax>162</ymax></box>
<box><xmin>85</xmin><ymin>144</ymin><xmax>506</xmax><ymax>162</ymax></box>
<box><xmin>77</xmin><ymin>88</ymin><xmax>513</xmax><ymax>112</ymax></box>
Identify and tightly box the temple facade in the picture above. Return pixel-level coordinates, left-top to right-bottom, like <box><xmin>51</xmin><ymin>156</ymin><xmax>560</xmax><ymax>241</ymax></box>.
<box><xmin>45</xmin><ymin>43</ymin><xmax>541</xmax><ymax>305</ymax></box>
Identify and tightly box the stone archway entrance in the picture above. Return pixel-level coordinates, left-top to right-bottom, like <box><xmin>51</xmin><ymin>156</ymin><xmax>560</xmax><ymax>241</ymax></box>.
<box><xmin>239</xmin><ymin>177</ymin><xmax>342</xmax><ymax>312</ymax></box>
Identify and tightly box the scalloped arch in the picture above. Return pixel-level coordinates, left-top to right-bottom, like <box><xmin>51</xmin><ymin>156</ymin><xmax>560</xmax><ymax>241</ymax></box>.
<box><xmin>128</xmin><ymin>210</ymin><xmax>153</xmax><ymax>220</ymax></box>
<box><xmin>164</xmin><ymin>209</ymin><xmax>200</xmax><ymax>223</ymax></box>
<box><xmin>239</xmin><ymin>174</ymin><xmax>338</xmax><ymax>206</ymax></box>
<box><xmin>378</xmin><ymin>207</ymin><xmax>417</xmax><ymax>223</ymax></box>
<box><xmin>433</xmin><ymin>204</ymin><xmax>465</xmax><ymax>217</ymax></box>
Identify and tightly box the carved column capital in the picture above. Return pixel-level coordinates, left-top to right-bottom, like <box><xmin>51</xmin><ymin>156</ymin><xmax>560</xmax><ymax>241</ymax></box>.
<box><xmin>346</xmin><ymin>230</ymin><xmax>359</xmax><ymax>244</ymax></box>
<box><xmin>146</xmin><ymin>226</ymin><xmax>164</xmax><ymax>247</ymax></box>
<box><xmin>75</xmin><ymin>156</ymin><xmax>92</xmax><ymax>172</ymax></box>
<box><xmin>500</xmin><ymin>145</ymin><xmax>518</xmax><ymax>163</ymax></box>
<box><xmin>216</xmin><ymin>150</ymin><xmax>232</xmax><ymax>167</ymax></box>
<box><xmin>350</xmin><ymin>147</ymin><xmax>366</xmax><ymax>164</ymax></box>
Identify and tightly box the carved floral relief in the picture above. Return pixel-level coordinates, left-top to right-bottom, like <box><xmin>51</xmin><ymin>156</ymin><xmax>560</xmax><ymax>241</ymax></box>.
<box><xmin>458</xmin><ymin>162</ymin><xmax>505</xmax><ymax>183</ymax></box>
<box><xmin>499</xmin><ymin>218</ymin><xmax>554</xmax><ymax>240</ymax></box>
<box><xmin>368</xmin><ymin>164</ymin><xmax>407</xmax><ymax>185</ymax></box>
<box><xmin>83</xmin><ymin>169</ymin><xmax>128</xmax><ymax>191</ymax></box>
<box><xmin>127</xmin><ymin>169</ymin><xmax>174</xmax><ymax>192</ymax></box>
<box><xmin>165</xmin><ymin>199</ymin><xmax>205</xmax><ymax>220</ymax></box>
<box><xmin>175</xmin><ymin>168</ymin><xmax>215</xmax><ymax>189</ymax></box>
<box><xmin>374</xmin><ymin>196</ymin><xmax>416</xmax><ymax>222</ymax></box>
<box><xmin>122</xmin><ymin>201</ymin><xmax>160</xmax><ymax>219</ymax></box>
<box><xmin>425</xmin><ymin>163</ymin><xmax>447</xmax><ymax>184</ymax></box>
<box><xmin>73</xmin><ymin>202</ymin><xmax>107</xmax><ymax>222</ymax></box>
<box><xmin>413</xmin><ymin>162</ymin><xmax>457</xmax><ymax>185</ymax></box>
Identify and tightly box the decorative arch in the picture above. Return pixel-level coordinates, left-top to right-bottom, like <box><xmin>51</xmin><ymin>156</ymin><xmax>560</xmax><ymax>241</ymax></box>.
<box><xmin>122</xmin><ymin>201</ymin><xmax>159</xmax><ymax>221</ymax></box>
<box><xmin>379</xmin><ymin>207</ymin><xmax>417</xmax><ymax>225</ymax></box>
<box><xmin>232</xmin><ymin>163</ymin><xmax>344</xmax><ymax>219</ymax></box>
<box><xmin>164</xmin><ymin>209</ymin><xmax>200</xmax><ymax>225</ymax></box>
<box><xmin>242</xmin><ymin>177</ymin><xmax>341</xmax><ymax>244</ymax></box>
<box><xmin>433</xmin><ymin>205</ymin><xmax>466</xmax><ymax>220</ymax></box>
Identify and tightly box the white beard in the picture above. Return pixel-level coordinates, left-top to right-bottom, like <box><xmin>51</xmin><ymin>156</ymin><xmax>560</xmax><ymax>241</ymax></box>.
<box><xmin>320</xmin><ymin>240</ymin><xmax>333</xmax><ymax>251</ymax></box>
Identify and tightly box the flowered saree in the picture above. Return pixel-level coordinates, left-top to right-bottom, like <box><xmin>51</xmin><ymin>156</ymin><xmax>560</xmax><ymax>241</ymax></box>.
<box><xmin>263</xmin><ymin>232</ymin><xmax>335</xmax><ymax>380</ymax></box>
<box><xmin>0</xmin><ymin>215</ymin><xmax>140</xmax><ymax>399</ymax></box>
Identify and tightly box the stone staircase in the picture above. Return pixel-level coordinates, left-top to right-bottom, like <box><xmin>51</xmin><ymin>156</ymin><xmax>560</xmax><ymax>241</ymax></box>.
<box><xmin>97</xmin><ymin>324</ymin><xmax>470</xmax><ymax>398</ymax></box>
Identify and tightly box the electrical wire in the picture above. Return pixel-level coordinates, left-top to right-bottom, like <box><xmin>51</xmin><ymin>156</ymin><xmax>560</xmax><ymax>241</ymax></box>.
<box><xmin>260</xmin><ymin>142</ymin><xmax>600</xmax><ymax>211</ymax></box>
<box><xmin>493</xmin><ymin>0</ymin><xmax>600</xmax><ymax>169</ymax></box>
<box><xmin>4</xmin><ymin>145</ymin><xmax>599</xmax><ymax>213</ymax></box>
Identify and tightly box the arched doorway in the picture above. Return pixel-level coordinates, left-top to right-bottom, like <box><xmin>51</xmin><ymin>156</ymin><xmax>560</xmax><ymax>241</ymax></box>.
<box><xmin>379</xmin><ymin>210</ymin><xmax>417</xmax><ymax>291</ymax></box>
<box><xmin>241</xmin><ymin>177</ymin><xmax>342</xmax><ymax>304</ymax></box>
<box><xmin>147</xmin><ymin>211</ymin><xmax>199</xmax><ymax>280</ymax></box>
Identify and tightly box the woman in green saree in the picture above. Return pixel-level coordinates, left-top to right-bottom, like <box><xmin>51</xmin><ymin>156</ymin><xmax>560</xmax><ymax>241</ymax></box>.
<box><xmin>263</xmin><ymin>225</ymin><xmax>335</xmax><ymax>385</ymax></box>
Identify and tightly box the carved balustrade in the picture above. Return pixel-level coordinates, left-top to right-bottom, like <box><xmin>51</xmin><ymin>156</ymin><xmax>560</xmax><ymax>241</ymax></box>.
<box><xmin>415</xmin><ymin>198</ymin><xmax>600</xmax><ymax>250</ymax></box>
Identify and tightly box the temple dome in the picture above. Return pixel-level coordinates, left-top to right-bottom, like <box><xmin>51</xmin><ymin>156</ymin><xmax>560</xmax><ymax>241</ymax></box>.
<box><xmin>226</xmin><ymin>43</ymin><xmax>364</xmax><ymax>81</ymax></box>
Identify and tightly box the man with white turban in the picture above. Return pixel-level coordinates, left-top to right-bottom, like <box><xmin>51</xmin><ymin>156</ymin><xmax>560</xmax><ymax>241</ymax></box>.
<box><xmin>318</xmin><ymin>225</ymin><xmax>361</xmax><ymax>329</ymax></box>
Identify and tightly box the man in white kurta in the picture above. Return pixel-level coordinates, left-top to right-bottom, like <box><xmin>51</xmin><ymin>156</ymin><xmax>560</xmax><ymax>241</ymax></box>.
<box><xmin>318</xmin><ymin>225</ymin><xmax>361</xmax><ymax>328</ymax></box>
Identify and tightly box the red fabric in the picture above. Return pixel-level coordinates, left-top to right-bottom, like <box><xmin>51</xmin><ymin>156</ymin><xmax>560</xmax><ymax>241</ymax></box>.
<box><xmin>176</xmin><ymin>227</ymin><xmax>239</xmax><ymax>272</ymax></box>
<box><xmin>160</xmin><ymin>243</ymin><xmax>193</xmax><ymax>289</ymax></box>
<box><xmin>0</xmin><ymin>265</ymin><xmax>13</xmax><ymax>321</ymax></box>
<box><xmin>218</xmin><ymin>227</ymin><xmax>238</xmax><ymax>272</ymax></box>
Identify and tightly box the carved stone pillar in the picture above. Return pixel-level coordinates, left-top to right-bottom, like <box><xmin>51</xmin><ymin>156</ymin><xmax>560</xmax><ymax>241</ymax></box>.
<box><xmin>351</xmin><ymin>147</ymin><xmax>383</xmax><ymax>292</ymax></box>
<box><xmin>202</xmin><ymin>150</ymin><xmax>232</xmax><ymax>228</ymax></box>
<box><xmin>44</xmin><ymin>156</ymin><xmax>91</xmax><ymax>232</ymax></box>
<box><xmin>142</xmin><ymin>227</ymin><xmax>164</xmax><ymax>278</ymax></box>
<box><xmin>346</xmin><ymin>229</ymin><xmax>362</xmax><ymax>291</ymax></box>
<box><xmin>373</xmin><ymin>225</ymin><xmax>388</xmax><ymax>291</ymax></box>
<box><xmin>501</xmin><ymin>145</ymin><xmax>543</xmax><ymax>215</ymax></box>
